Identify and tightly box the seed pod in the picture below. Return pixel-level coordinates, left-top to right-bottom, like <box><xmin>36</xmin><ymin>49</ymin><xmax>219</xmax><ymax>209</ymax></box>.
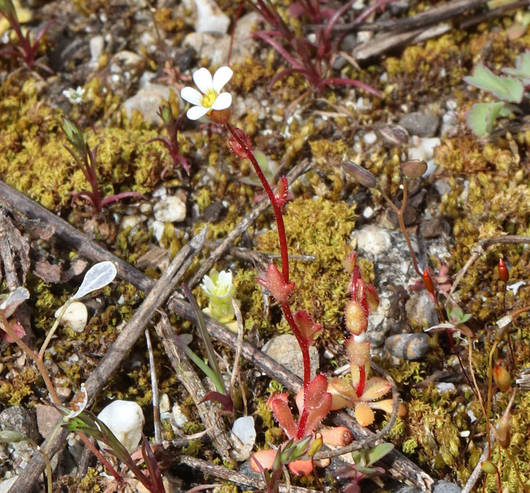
<box><xmin>345</xmin><ymin>300</ymin><xmax>367</xmax><ymax>335</ymax></box>
<box><xmin>400</xmin><ymin>160</ymin><xmax>427</xmax><ymax>178</ymax></box>
<box><xmin>493</xmin><ymin>360</ymin><xmax>511</xmax><ymax>392</ymax></box>
<box><xmin>342</xmin><ymin>161</ymin><xmax>377</xmax><ymax>188</ymax></box>
<box><xmin>498</xmin><ymin>258</ymin><xmax>509</xmax><ymax>283</ymax></box>
<box><xmin>376</xmin><ymin>124</ymin><xmax>409</xmax><ymax>146</ymax></box>
<box><xmin>423</xmin><ymin>269</ymin><xmax>436</xmax><ymax>298</ymax></box>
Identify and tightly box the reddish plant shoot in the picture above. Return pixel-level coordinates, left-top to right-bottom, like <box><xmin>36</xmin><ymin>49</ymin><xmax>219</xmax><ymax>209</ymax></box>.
<box><xmin>498</xmin><ymin>258</ymin><xmax>509</xmax><ymax>283</ymax></box>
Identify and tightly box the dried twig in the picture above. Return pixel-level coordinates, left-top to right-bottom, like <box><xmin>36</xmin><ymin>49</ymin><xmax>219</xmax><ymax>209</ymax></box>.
<box><xmin>145</xmin><ymin>328</ymin><xmax>162</xmax><ymax>444</ymax></box>
<box><xmin>8</xmin><ymin>225</ymin><xmax>207</xmax><ymax>493</ymax></box>
<box><xmin>155</xmin><ymin>312</ymin><xmax>233</xmax><ymax>462</ymax></box>
<box><xmin>178</xmin><ymin>456</ymin><xmax>321</xmax><ymax>493</ymax></box>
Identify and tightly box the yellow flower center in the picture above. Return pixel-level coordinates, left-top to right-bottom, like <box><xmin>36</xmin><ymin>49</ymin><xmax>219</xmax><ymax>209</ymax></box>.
<box><xmin>201</xmin><ymin>89</ymin><xmax>218</xmax><ymax>108</ymax></box>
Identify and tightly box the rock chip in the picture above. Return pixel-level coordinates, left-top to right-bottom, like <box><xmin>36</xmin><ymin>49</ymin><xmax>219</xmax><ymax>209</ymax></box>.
<box><xmin>36</xmin><ymin>404</ymin><xmax>62</xmax><ymax>439</ymax></box>
<box><xmin>193</xmin><ymin>0</ymin><xmax>230</xmax><ymax>34</ymax></box>
<box><xmin>406</xmin><ymin>292</ymin><xmax>438</xmax><ymax>329</ymax></box>
<box><xmin>263</xmin><ymin>334</ymin><xmax>319</xmax><ymax>379</ymax></box>
<box><xmin>385</xmin><ymin>333</ymin><xmax>430</xmax><ymax>360</ymax></box>
<box><xmin>433</xmin><ymin>481</ymin><xmax>461</xmax><ymax>493</ymax></box>
<box><xmin>153</xmin><ymin>195</ymin><xmax>187</xmax><ymax>223</ymax></box>
<box><xmin>399</xmin><ymin>112</ymin><xmax>439</xmax><ymax>137</ymax></box>
<box><xmin>353</xmin><ymin>225</ymin><xmax>392</xmax><ymax>257</ymax></box>
<box><xmin>122</xmin><ymin>83</ymin><xmax>173</xmax><ymax>124</ymax></box>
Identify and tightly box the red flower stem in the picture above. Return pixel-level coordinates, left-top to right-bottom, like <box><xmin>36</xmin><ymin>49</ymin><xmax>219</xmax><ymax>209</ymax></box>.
<box><xmin>226</xmin><ymin>123</ymin><xmax>290</xmax><ymax>281</ymax></box>
<box><xmin>226</xmin><ymin>124</ymin><xmax>312</xmax><ymax>424</ymax></box>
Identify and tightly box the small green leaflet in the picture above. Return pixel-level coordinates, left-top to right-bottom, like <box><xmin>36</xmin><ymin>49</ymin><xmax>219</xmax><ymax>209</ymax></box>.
<box><xmin>464</xmin><ymin>63</ymin><xmax>523</xmax><ymax>103</ymax></box>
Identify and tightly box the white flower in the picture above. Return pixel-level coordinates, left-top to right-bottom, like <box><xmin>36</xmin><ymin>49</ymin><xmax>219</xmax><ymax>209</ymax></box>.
<box><xmin>201</xmin><ymin>269</ymin><xmax>233</xmax><ymax>299</ymax></box>
<box><xmin>62</xmin><ymin>86</ymin><xmax>85</xmax><ymax>104</ymax></box>
<box><xmin>180</xmin><ymin>66</ymin><xmax>233</xmax><ymax>120</ymax></box>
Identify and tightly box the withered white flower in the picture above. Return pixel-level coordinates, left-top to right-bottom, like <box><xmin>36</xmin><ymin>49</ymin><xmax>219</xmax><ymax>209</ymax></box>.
<box><xmin>180</xmin><ymin>66</ymin><xmax>233</xmax><ymax>120</ymax></box>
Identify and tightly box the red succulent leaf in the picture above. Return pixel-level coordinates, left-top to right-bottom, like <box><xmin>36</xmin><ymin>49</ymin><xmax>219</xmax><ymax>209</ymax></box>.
<box><xmin>295</xmin><ymin>374</ymin><xmax>331</xmax><ymax>436</ymax></box>
<box><xmin>294</xmin><ymin>310</ymin><xmax>322</xmax><ymax>344</ymax></box>
<box><xmin>200</xmin><ymin>391</ymin><xmax>234</xmax><ymax>413</ymax></box>
<box><xmin>257</xmin><ymin>263</ymin><xmax>295</xmax><ymax>304</ymax></box>
<box><xmin>268</xmin><ymin>393</ymin><xmax>297</xmax><ymax>439</ymax></box>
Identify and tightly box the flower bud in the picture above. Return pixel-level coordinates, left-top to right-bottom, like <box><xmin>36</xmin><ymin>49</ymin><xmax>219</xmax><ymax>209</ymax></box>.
<box><xmin>346</xmin><ymin>338</ymin><xmax>370</xmax><ymax>367</ymax></box>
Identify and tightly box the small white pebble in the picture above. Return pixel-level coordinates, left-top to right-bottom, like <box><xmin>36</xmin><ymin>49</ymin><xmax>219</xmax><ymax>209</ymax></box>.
<box><xmin>55</xmin><ymin>301</ymin><xmax>88</xmax><ymax>333</ymax></box>
<box><xmin>172</xmin><ymin>403</ymin><xmax>188</xmax><ymax>428</ymax></box>
<box><xmin>363</xmin><ymin>131</ymin><xmax>377</xmax><ymax>145</ymax></box>
<box><xmin>362</xmin><ymin>206</ymin><xmax>374</xmax><ymax>219</ymax></box>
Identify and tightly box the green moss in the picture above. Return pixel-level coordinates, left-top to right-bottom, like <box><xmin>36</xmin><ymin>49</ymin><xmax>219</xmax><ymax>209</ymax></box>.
<box><xmin>0</xmin><ymin>79</ymin><xmax>164</xmax><ymax>212</ymax></box>
<box><xmin>256</xmin><ymin>197</ymin><xmax>355</xmax><ymax>337</ymax></box>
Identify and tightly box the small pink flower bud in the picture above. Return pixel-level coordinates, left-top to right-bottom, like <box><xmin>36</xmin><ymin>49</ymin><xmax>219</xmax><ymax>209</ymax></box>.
<box><xmin>228</xmin><ymin>127</ymin><xmax>252</xmax><ymax>158</ymax></box>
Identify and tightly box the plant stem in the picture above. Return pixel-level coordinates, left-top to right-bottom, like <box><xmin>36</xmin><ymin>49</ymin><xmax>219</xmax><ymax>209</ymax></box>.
<box><xmin>225</xmin><ymin>123</ymin><xmax>312</xmax><ymax>406</ymax></box>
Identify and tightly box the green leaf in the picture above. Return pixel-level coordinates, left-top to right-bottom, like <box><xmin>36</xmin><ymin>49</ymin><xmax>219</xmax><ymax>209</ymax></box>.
<box><xmin>464</xmin><ymin>63</ymin><xmax>523</xmax><ymax>103</ymax></box>
<box><xmin>366</xmin><ymin>442</ymin><xmax>394</xmax><ymax>465</ymax></box>
<box><xmin>467</xmin><ymin>102</ymin><xmax>507</xmax><ymax>137</ymax></box>
<box><xmin>503</xmin><ymin>51</ymin><xmax>530</xmax><ymax>80</ymax></box>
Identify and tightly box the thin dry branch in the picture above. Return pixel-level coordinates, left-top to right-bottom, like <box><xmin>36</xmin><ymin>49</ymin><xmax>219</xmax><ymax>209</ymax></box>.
<box><xmin>178</xmin><ymin>455</ymin><xmax>322</xmax><ymax>493</ymax></box>
<box><xmin>155</xmin><ymin>312</ymin><xmax>233</xmax><ymax>462</ymax></box>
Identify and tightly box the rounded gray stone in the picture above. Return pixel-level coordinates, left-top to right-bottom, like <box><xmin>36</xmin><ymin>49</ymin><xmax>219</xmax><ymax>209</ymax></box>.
<box><xmin>399</xmin><ymin>112</ymin><xmax>440</xmax><ymax>137</ymax></box>
<box><xmin>385</xmin><ymin>333</ymin><xmax>430</xmax><ymax>360</ymax></box>
<box><xmin>263</xmin><ymin>334</ymin><xmax>319</xmax><ymax>379</ymax></box>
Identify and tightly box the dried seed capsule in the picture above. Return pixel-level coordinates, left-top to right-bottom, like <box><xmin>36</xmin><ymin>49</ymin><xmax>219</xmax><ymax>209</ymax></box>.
<box><xmin>498</xmin><ymin>258</ymin><xmax>509</xmax><ymax>283</ymax></box>
<box><xmin>401</xmin><ymin>160</ymin><xmax>427</xmax><ymax>178</ymax></box>
<box><xmin>376</xmin><ymin>124</ymin><xmax>409</xmax><ymax>145</ymax></box>
<box><xmin>342</xmin><ymin>161</ymin><xmax>377</xmax><ymax>188</ymax></box>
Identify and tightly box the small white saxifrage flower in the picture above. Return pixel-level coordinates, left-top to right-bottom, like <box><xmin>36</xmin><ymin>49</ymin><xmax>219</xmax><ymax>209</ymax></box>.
<box><xmin>201</xmin><ymin>269</ymin><xmax>233</xmax><ymax>299</ymax></box>
<box><xmin>180</xmin><ymin>66</ymin><xmax>233</xmax><ymax>120</ymax></box>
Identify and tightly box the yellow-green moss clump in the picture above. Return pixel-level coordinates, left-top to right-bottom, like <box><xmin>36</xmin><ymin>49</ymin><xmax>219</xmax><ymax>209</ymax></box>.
<box><xmin>0</xmin><ymin>79</ymin><xmax>165</xmax><ymax>212</ymax></box>
<box><xmin>255</xmin><ymin>197</ymin><xmax>356</xmax><ymax>337</ymax></box>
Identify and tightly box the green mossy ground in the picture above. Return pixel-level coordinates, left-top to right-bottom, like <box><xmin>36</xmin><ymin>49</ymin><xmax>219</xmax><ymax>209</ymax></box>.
<box><xmin>0</xmin><ymin>2</ymin><xmax>528</xmax><ymax>491</ymax></box>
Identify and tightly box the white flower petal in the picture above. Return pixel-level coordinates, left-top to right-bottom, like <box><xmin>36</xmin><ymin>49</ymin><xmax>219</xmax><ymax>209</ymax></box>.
<box><xmin>180</xmin><ymin>87</ymin><xmax>203</xmax><ymax>105</ymax></box>
<box><xmin>193</xmin><ymin>68</ymin><xmax>213</xmax><ymax>94</ymax></box>
<box><xmin>187</xmin><ymin>105</ymin><xmax>210</xmax><ymax>120</ymax></box>
<box><xmin>211</xmin><ymin>92</ymin><xmax>232</xmax><ymax>110</ymax></box>
<box><xmin>213</xmin><ymin>66</ymin><xmax>233</xmax><ymax>92</ymax></box>
<box><xmin>201</xmin><ymin>275</ymin><xmax>216</xmax><ymax>296</ymax></box>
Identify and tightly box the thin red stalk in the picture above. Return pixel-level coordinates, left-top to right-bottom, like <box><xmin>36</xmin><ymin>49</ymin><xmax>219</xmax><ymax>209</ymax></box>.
<box><xmin>226</xmin><ymin>123</ymin><xmax>313</xmax><ymax>437</ymax></box>
<box><xmin>226</xmin><ymin>123</ymin><xmax>290</xmax><ymax>281</ymax></box>
<box><xmin>356</xmin><ymin>365</ymin><xmax>366</xmax><ymax>398</ymax></box>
